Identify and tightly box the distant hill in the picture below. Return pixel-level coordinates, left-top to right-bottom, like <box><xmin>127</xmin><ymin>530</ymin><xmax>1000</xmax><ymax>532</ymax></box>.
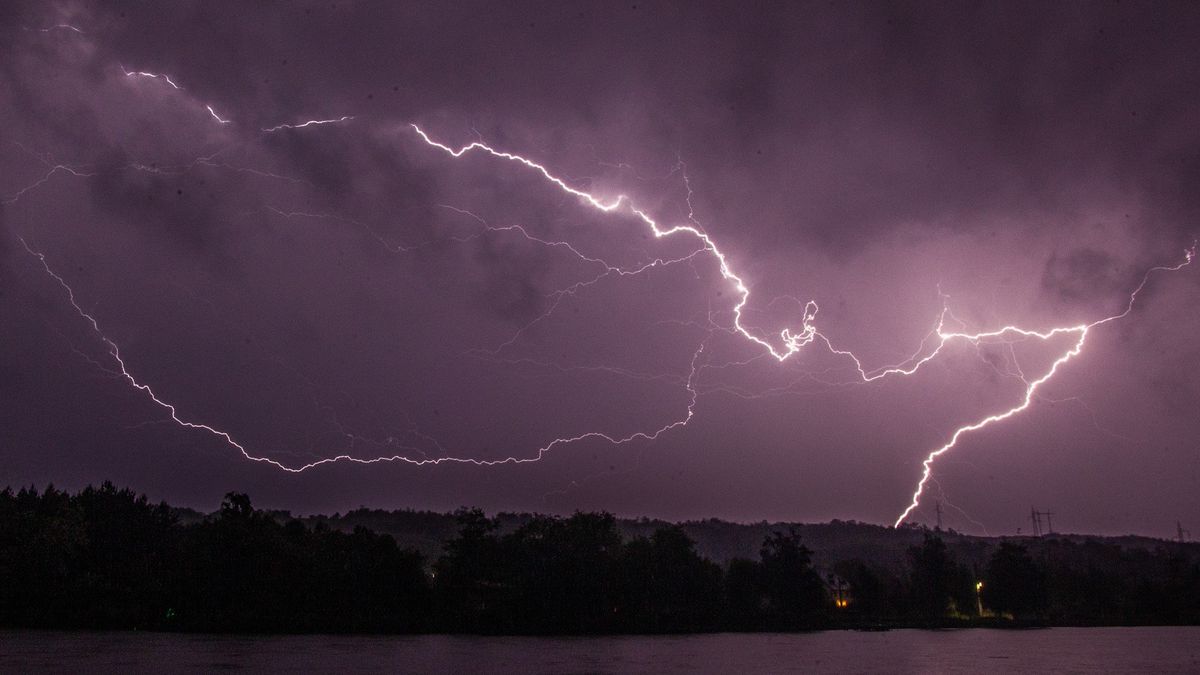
<box><xmin>173</xmin><ymin>505</ymin><xmax>1198</xmax><ymax>574</ymax></box>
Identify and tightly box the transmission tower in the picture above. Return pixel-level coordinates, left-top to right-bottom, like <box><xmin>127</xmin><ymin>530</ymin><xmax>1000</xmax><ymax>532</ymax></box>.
<box><xmin>1030</xmin><ymin>507</ymin><xmax>1055</xmax><ymax>536</ymax></box>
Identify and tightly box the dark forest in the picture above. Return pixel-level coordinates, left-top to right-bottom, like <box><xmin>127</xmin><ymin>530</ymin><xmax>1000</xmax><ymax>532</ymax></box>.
<box><xmin>2</xmin><ymin>484</ymin><xmax>1198</xmax><ymax>634</ymax></box>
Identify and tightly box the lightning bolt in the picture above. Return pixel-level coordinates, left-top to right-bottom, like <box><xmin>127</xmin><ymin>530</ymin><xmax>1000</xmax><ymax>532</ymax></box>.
<box><xmin>120</xmin><ymin>65</ymin><xmax>231</xmax><ymax>125</ymax></box>
<box><xmin>2</xmin><ymin>164</ymin><xmax>96</xmax><ymax>205</ymax></box>
<box><xmin>262</xmin><ymin>116</ymin><xmax>355</xmax><ymax>133</ymax></box>
<box><xmin>431</xmin><ymin>204</ymin><xmax>708</xmax><ymax>357</ymax></box>
<box><xmin>14</xmin><ymin>116</ymin><xmax>1195</xmax><ymax>531</ymax></box>
<box><xmin>120</xmin><ymin>66</ymin><xmax>182</xmax><ymax>90</ymax></box>
<box><xmin>18</xmin><ymin>224</ymin><xmax>707</xmax><ymax>473</ymax></box>
<box><xmin>408</xmin><ymin>124</ymin><xmax>818</xmax><ymax>361</ymax></box>
<box><xmin>893</xmin><ymin>245</ymin><xmax>1195</xmax><ymax>526</ymax></box>
<box><xmin>405</xmin><ymin>125</ymin><xmax>1195</xmax><ymax>527</ymax></box>
<box><xmin>204</xmin><ymin>105</ymin><xmax>232</xmax><ymax>125</ymax></box>
<box><xmin>28</xmin><ymin>24</ymin><xmax>86</xmax><ymax>34</ymax></box>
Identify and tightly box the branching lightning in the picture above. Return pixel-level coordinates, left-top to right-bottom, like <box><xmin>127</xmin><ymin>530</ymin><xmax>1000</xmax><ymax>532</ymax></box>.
<box><xmin>405</xmin><ymin>125</ymin><xmax>1196</xmax><ymax>526</ymax></box>
<box><xmin>409</xmin><ymin>124</ymin><xmax>820</xmax><ymax>362</ymax></box>
<box><xmin>17</xmin><ymin>227</ymin><xmax>707</xmax><ymax>473</ymax></box>
<box><xmin>891</xmin><ymin>245</ymin><xmax>1196</xmax><ymax>525</ymax></box>
<box><xmin>13</xmin><ymin>109</ymin><xmax>1195</xmax><ymax>528</ymax></box>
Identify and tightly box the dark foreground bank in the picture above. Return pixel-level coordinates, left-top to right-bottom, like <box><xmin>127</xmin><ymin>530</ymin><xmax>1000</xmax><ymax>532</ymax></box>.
<box><xmin>1</xmin><ymin>484</ymin><xmax>1198</xmax><ymax>634</ymax></box>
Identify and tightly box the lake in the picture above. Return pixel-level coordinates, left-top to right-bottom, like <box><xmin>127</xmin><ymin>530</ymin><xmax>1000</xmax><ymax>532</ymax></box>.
<box><xmin>2</xmin><ymin>627</ymin><xmax>1199</xmax><ymax>673</ymax></box>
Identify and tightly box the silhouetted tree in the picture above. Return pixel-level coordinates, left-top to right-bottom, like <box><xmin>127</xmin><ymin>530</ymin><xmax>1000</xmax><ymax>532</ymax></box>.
<box><xmin>432</xmin><ymin>508</ymin><xmax>508</xmax><ymax>631</ymax></box>
<box><xmin>982</xmin><ymin>542</ymin><xmax>1047</xmax><ymax>618</ymax></box>
<box><xmin>618</xmin><ymin>526</ymin><xmax>722</xmax><ymax>632</ymax></box>
<box><xmin>723</xmin><ymin>556</ymin><xmax>767</xmax><ymax>629</ymax></box>
<box><xmin>758</xmin><ymin>528</ymin><xmax>829</xmax><ymax>628</ymax></box>
<box><xmin>501</xmin><ymin>512</ymin><xmax>623</xmax><ymax>633</ymax></box>
<box><xmin>907</xmin><ymin>533</ymin><xmax>974</xmax><ymax>620</ymax></box>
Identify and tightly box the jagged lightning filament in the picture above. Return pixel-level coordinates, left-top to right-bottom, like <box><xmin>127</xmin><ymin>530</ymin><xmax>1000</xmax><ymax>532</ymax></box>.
<box><xmin>405</xmin><ymin>126</ymin><xmax>1194</xmax><ymax>527</ymax></box>
<box><xmin>17</xmin><ymin>119</ymin><xmax>1195</xmax><ymax>530</ymax></box>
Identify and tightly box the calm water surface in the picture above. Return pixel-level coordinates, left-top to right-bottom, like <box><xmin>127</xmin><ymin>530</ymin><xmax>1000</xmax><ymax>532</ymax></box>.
<box><xmin>2</xmin><ymin>627</ymin><xmax>1199</xmax><ymax>673</ymax></box>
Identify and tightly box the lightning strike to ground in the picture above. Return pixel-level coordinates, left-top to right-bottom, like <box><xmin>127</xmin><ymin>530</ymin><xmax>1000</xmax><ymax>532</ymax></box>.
<box><xmin>16</xmin><ymin>118</ymin><xmax>1195</xmax><ymax>530</ymax></box>
<box><xmin>408</xmin><ymin>124</ymin><xmax>1196</xmax><ymax>527</ymax></box>
<box><xmin>893</xmin><ymin>245</ymin><xmax>1195</xmax><ymax>526</ymax></box>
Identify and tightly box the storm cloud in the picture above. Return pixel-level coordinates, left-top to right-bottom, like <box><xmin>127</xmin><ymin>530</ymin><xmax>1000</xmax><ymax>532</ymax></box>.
<box><xmin>2</xmin><ymin>1</ymin><xmax>1198</xmax><ymax>536</ymax></box>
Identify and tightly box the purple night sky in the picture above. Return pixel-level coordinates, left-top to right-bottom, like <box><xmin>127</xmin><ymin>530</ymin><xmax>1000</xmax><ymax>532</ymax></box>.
<box><xmin>2</xmin><ymin>2</ymin><xmax>1198</xmax><ymax>536</ymax></box>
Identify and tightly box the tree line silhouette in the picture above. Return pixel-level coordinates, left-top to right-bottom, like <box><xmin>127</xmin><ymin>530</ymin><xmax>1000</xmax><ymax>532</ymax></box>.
<box><xmin>1</xmin><ymin>483</ymin><xmax>1197</xmax><ymax>633</ymax></box>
